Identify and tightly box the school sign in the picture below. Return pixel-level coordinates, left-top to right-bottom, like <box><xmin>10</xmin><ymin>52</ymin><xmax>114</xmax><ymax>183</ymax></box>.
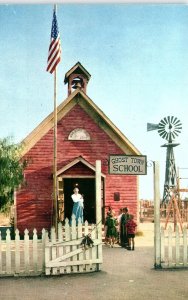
<box><xmin>109</xmin><ymin>155</ymin><xmax>147</xmax><ymax>175</ymax></box>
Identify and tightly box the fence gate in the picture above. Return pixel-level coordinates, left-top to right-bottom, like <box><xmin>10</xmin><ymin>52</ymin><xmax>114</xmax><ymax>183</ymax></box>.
<box><xmin>45</xmin><ymin>218</ymin><xmax>103</xmax><ymax>275</ymax></box>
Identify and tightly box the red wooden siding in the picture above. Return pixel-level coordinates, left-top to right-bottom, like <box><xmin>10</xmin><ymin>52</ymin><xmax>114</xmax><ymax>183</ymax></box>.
<box><xmin>16</xmin><ymin>104</ymin><xmax>138</xmax><ymax>233</ymax></box>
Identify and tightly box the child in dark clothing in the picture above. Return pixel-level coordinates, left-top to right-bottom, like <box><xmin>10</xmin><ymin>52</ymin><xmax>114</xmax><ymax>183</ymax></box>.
<box><xmin>125</xmin><ymin>214</ymin><xmax>137</xmax><ymax>250</ymax></box>
<box><xmin>105</xmin><ymin>213</ymin><xmax>117</xmax><ymax>247</ymax></box>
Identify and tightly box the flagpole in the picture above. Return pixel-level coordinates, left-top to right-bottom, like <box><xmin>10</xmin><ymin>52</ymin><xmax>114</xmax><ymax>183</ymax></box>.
<box><xmin>53</xmin><ymin>3</ymin><xmax>58</xmax><ymax>234</ymax></box>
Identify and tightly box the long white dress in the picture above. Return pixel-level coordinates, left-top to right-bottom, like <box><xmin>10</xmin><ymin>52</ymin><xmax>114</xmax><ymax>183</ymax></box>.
<box><xmin>71</xmin><ymin>193</ymin><xmax>84</xmax><ymax>224</ymax></box>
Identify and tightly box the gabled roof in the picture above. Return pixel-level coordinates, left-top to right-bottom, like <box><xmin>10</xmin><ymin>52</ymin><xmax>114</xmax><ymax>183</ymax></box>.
<box><xmin>64</xmin><ymin>62</ymin><xmax>91</xmax><ymax>84</ymax></box>
<box><xmin>21</xmin><ymin>88</ymin><xmax>141</xmax><ymax>156</ymax></box>
<box><xmin>57</xmin><ymin>156</ymin><xmax>106</xmax><ymax>177</ymax></box>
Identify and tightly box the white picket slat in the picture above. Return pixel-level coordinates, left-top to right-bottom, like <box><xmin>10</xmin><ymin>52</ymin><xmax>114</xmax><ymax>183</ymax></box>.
<box><xmin>65</xmin><ymin>218</ymin><xmax>71</xmax><ymax>274</ymax></box>
<box><xmin>160</xmin><ymin>226</ymin><xmax>165</xmax><ymax>264</ymax></box>
<box><xmin>0</xmin><ymin>232</ymin><xmax>2</xmax><ymax>273</ymax></box>
<box><xmin>78</xmin><ymin>220</ymin><xmax>83</xmax><ymax>273</ymax></box>
<box><xmin>71</xmin><ymin>215</ymin><xmax>78</xmax><ymax>273</ymax></box>
<box><xmin>183</xmin><ymin>226</ymin><xmax>187</xmax><ymax>267</ymax></box>
<box><xmin>175</xmin><ymin>226</ymin><xmax>180</xmax><ymax>266</ymax></box>
<box><xmin>24</xmin><ymin>229</ymin><xmax>30</xmax><ymax>274</ymax></box>
<box><xmin>6</xmin><ymin>229</ymin><xmax>11</xmax><ymax>274</ymax></box>
<box><xmin>33</xmin><ymin>229</ymin><xmax>38</xmax><ymax>273</ymax></box>
<box><xmin>15</xmin><ymin>229</ymin><xmax>20</xmax><ymax>274</ymax></box>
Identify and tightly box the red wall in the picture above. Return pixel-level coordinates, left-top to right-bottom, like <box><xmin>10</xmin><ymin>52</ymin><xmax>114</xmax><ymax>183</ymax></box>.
<box><xmin>16</xmin><ymin>104</ymin><xmax>138</xmax><ymax>233</ymax></box>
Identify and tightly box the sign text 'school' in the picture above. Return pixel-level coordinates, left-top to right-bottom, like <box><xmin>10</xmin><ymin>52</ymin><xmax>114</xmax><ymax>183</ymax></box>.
<box><xmin>109</xmin><ymin>155</ymin><xmax>147</xmax><ymax>175</ymax></box>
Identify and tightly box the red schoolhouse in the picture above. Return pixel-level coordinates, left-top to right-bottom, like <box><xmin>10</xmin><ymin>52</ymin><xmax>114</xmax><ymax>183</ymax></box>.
<box><xmin>15</xmin><ymin>62</ymin><xmax>142</xmax><ymax>233</ymax></box>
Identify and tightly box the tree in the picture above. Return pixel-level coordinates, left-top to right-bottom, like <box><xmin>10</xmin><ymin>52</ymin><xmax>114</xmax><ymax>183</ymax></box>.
<box><xmin>0</xmin><ymin>137</ymin><xmax>27</xmax><ymax>213</ymax></box>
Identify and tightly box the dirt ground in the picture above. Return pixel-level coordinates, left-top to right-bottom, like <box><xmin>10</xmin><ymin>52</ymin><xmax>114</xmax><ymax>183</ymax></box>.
<box><xmin>0</xmin><ymin>222</ymin><xmax>188</xmax><ymax>300</ymax></box>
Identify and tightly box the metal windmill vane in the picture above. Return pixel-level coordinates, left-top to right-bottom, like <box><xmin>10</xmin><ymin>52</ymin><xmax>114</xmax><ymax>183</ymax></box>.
<box><xmin>147</xmin><ymin>116</ymin><xmax>182</xmax><ymax>203</ymax></box>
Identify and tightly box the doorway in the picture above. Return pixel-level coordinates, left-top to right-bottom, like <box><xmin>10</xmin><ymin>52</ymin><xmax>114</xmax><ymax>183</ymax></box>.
<box><xmin>63</xmin><ymin>178</ymin><xmax>96</xmax><ymax>224</ymax></box>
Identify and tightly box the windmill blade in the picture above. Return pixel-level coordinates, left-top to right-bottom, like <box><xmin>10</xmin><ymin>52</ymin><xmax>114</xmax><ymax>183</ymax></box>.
<box><xmin>158</xmin><ymin>130</ymin><xmax>167</xmax><ymax>139</ymax></box>
<box><xmin>159</xmin><ymin>119</ymin><xmax>167</xmax><ymax>126</ymax></box>
<box><xmin>171</xmin><ymin>132</ymin><xmax>176</xmax><ymax>140</ymax></box>
<box><xmin>174</xmin><ymin>119</ymin><xmax>181</xmax><ymax>126</ymax></box>
<box><xmin>147</xmin><ymin>123</ymin><xmax>159</xmax><ymax>131</ymax></box>
<box><xmin>167</xmin><ymin>116</ymin><xmax>171</xmax><ymax>123</ymax></box>
<box><xmin>170</xmin><ymin>116</ymin><xmax>175</xmax><ymax>123</ymax></box>
<box><xmin>175</xmin><ymin>126</ymin><xmax>182</xmax><ymax>131</ymax></box>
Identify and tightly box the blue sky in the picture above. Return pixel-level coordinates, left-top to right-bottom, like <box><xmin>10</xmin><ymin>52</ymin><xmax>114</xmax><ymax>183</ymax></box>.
<box><xmin>0</xmin><ymin>4</ymin><xmax>188</xmax><ymax>199</ymax></box>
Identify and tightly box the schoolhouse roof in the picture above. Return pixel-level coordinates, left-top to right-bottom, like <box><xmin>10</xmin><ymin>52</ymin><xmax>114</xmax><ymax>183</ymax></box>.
<box><xmin>21</xmin><ymin>89</ymin><xmax>141</xmax><ymax>157</ymax></box>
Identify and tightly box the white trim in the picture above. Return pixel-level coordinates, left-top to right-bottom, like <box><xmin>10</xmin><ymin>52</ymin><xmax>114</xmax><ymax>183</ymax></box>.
<box><xmin>57</xmin><ymin>156</ymin><xmax>106</xmax><ymax>177</ymax></box>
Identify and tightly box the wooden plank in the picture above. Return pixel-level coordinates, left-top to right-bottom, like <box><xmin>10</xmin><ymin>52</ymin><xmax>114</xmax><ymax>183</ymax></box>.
<box><xmin>71</xmin><ymin>215</ymin><xmax>78</xmax><ymax>273</ymax></box>
<box><xmin>0</xmin><ymin>232</ymin><xmax>2</xmax><ymax>273</ymax></box>
<box><xmin>45</xmin><ymin>245</ymin><xmax>51</xmax><ymax>275</ymax></box>
<box><xmin>15</xmin><ymin>229</ymin><xmax>20</xmax><ymax>274</ymax></box>
<box><xmin>24</xmin><ymin>229</ymin><xmax>30</xmax><ymax>274</ymax></box>
<box><xmin>175</xmin><ymin>226</ymin><xmax>180</xmax><ymax>267</ymax></box>
<box><xmin>6</xmin><ymin>229</ymin><xmax>11</xmax><ymax>274</ymax></box>
<box><xmin>51</xmin><ymin>227</ymin><xmax>57</xmax><ymax>275</ymax></box>
<box><xmin>96</xmin><ymin>160</ymin><xmax>103</xmax><ymax>271</ymax></box>
<box><xmin>84</xmin><ymin>221</ymin><xmax>90</xmax><ymax>272</ymax></box>
<box><xmin>42</xmin><ymin>228</ymin><xmax>47</xmax><ymax>272</ymax></box>
<box><xmin>58</xmin><ymin>222</ymin><xmax>64</xmax><ymax>274</ymax></box>
<box><xmin>46</xmin><ymin>258</ymin><xmax>103</xmax><ymax>268</ymax></box>
<box><xmin>91</xmin><ymin>224</ymin><xmax>97</xmax><ymax>271</ymax></box>
<box><xmin>183</xmin><ymin>226</ymin><xmax>188</xmax><ymax>267</ymax></box>
<box><xmin>49</xmin><ymin>247</ymin><xmax>83</xmax><ymax>265</ymax></box>
<box><xmin>160</xmin><ymin>227</ymin><xmax>165</xmax><ymax>264</ymax></box>
<box><xmin>168</xmin><ymin>226</ymin><xmax>173</xmax><ymax>267</ymax></box>
<box><xmin>65</xmin><ymin>218</ymin><xmax>71</xmax><ymax>273</ymax></box>
<box><xmin>50</xmin><ymin>239</ymin><xmax>101</xmax><ymax>247</ymax></box>
<box><xmin>33</xmin><ymin>229</ymin><xmax>38</xmax><ymax>273</ymax></box>
<box><xmin>78</xmin><ymin>220</ymin><xmax>83</xmax><ymax>273</ymax></box>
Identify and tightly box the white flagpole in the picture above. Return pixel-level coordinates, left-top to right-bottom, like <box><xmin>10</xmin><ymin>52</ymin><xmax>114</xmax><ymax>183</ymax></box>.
<box><xmin>53</xmin><ymin>4</ymin><xmax>58</xmax><ymax>234</ymax></box>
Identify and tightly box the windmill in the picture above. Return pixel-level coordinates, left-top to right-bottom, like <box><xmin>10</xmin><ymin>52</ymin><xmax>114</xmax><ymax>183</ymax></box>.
<box><xmin>147</xmin><ymin>116</ymin><xmax>182</xmax><ymax>203</ymax></box>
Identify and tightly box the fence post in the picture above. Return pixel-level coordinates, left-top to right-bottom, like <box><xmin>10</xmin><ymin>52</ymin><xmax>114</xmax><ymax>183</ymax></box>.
<box><xmin>0</xmin><ymin>231</ymin><xmax>2</xmax><ymax>274</ymax></box>
<box><xmin>96</xmin><ymin>160</ymin><xmax>103</xmax><ymax>270</ymax></box>
<box><xmin>153</xmin><ymin>161</ymin><xmax>161</xmax><ymax>269</ymax></box>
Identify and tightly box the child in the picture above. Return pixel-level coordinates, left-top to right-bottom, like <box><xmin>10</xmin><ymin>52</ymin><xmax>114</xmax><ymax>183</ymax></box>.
<box><xmin>120</xmin><ymin>207</ymin><xmax>129</xmax><ymax>248</ymax></box>
<box><xmin>105</xmin><ymin>212</ymin><xmax>117</xmax><ymax>247</ymax></box>
<box><xmin>125</xmin><ymin>214</ymin><xmax>137</xmax><ymax>250</ymax></box>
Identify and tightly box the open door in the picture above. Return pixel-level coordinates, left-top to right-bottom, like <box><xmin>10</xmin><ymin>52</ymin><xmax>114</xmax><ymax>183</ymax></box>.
<box><xmin>61</xmin><ymin>178</ymin><xmax>96</xmax><ymax>224</ymax></box>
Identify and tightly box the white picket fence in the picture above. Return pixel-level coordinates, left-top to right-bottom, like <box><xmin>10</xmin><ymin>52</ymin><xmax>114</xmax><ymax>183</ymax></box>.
<box><xmin>161</xmin><ymin>225</ymin><xmax>188</xmax><ymax>268</ymax></box>
<box><xmin>45</xmin><ymin>216</ymin><xmax>103</xmax><ymax>275</ymax></box>
<box><xmin>0</xmin><ymin>217</ymin><xmax>103</xmax><ymax>277</ymax></box>
<box><xmin>0</xmin><ymin>228</ymin><xmax>46</xmax><ymax>276</ymax></box>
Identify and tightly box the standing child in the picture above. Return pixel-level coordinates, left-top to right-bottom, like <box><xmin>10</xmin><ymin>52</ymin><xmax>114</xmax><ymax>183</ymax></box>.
<box><xmin>120</xmin><ymin>207</ymin><xmax>129</xmax><ymax>248</ymax></box>
<box><xmin>105</xmin><ymin>212</ymin><xmax>117</xmax><ymax>247</ymax></box>
<box><xmin>125</xmin><ymin>214</ymin><xmax>137</xmax><ymax>250</ymax></box>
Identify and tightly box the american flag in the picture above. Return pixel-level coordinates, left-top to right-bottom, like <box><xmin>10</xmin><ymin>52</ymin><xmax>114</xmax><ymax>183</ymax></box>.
<box><xmin>46</xmin><ymin>9</ymin><xmax>61</xmax><ymax>74</ymax></box>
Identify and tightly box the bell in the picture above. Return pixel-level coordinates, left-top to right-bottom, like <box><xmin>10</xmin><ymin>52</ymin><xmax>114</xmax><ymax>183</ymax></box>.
<box><xmin>72</xmin><ymin>81</ymin><xmax>82</xmax><ymax>89</ymax></box>
<box><xmin>72</xmin><ymin>77</ymin><xmax>83</xmax><ymax>90</ymax></box>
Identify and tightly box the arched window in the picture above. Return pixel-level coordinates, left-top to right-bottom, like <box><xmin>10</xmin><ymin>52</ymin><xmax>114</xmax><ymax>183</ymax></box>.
<box><xmin>68</xmin><ymin>128</ymin><xmax>91</xmax><ymax>140</ymax></box>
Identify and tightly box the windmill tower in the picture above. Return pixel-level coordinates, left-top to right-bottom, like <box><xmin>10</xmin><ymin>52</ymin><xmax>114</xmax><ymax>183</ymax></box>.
<box><xmin>147</xmin><ymin>116</ymin><xmax>182</xmax><ymax>203</ymax></box>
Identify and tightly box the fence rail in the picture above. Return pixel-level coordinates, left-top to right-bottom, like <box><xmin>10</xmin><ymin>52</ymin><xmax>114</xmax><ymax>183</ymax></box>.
<box><xmin>161</xmin><ymin>225</ymin><xmax>188</xmax><ymax>268</ymax></box>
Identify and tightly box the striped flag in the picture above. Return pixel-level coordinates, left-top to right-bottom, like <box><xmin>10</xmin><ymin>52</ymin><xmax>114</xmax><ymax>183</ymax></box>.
<box><xmin>46</xmin><ymin>9</ymin><xmax>61</xmax><ymax>74</ymax></box>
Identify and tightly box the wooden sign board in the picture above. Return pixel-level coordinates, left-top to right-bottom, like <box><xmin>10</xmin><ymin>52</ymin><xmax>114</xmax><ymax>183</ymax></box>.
<box><xmin>109</xmin><ymin>155</ymin><xmax>147</xmax><ymax>175</ymax></box>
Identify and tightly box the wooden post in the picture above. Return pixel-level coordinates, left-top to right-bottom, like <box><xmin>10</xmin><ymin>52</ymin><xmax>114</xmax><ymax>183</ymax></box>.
<box><xmin>96</xmin><ymin>160</ymin><xmax>102</xmax><ymax>227</ymax></box>
<box><xmin>153</xmin><ymin>161</ymin><xmax>161</xmax><ymax>269</ymax></box>
<box><xmin>95</xmin><ymin>160</ymin><xmax>103</xmax><ymax>270</ymax></box>
<box><xmin>52</xmin><ymin>4</ymin><xmax>58</xmax><ymax>235</ymax></box>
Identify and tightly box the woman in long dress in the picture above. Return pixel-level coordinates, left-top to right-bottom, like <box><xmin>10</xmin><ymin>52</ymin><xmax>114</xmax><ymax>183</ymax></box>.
<box><xmin>71</xmin><ymin>187</ymin><xmax>84</xmax><ymax>224</ymax></box>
